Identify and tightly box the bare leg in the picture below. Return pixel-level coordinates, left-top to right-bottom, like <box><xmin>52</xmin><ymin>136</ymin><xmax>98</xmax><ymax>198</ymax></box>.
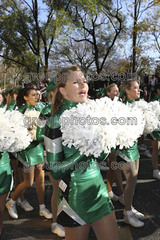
<box><xmin>35</xmin><ymin>164</ymin><xmax>45</xmax><ymax>205</ymax></box>
<box><xmin>92</xmin><ymin>212</ymin><xmax>118</xmax><ymax>240</ymax></box>
<box><xmin>107</xmin><ymin>152</ymin><xmax>123</xmax><ymax>196</ymax></box>
<box><xmin>11</xmin><ymin>166</ymin><xmax>35</xmax><ymax>201</ymax></box>
<box><xmin>10</xmin><ymin>158</ymin><xmax>19</xmax><ymax>187</ymax></box>
<box><xmin>122</xmin><ymin>159</ymin><xmax>139</xmax><ymax>211</ymax></box>
<box><xmin>0</xmin><ymin>193</ymin><xmax>8</xmax><ymax>235</ymax></box>
<box><xmin>151</xmin><ymin>140</ymin><xmax>160</xmax><ymax>170</ymax></box>
<box><xmin>65</xmin><ymin>224</ymin><xmax>90</xmax><ymax>240</ymax></box>
<box><xmin>47</xmin><ymin>172</ymin><xmax>59</xmax><ymax>222</ymax></box>
<box><xmin>17</xmin><ymin>167</ymin><xmax>25</xmax><ymax>201</ymax></box>
<box><xmin>106</xmin><ymin>155</ymin><xmax>113</xmax><ymax>193</ymax></box>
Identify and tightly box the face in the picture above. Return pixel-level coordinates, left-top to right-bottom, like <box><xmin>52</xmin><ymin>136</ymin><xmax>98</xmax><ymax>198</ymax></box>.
<box><xmin>59</xmin><ymin>70</ymin><xmax>88</xmax><ymax>103</ymax></box>
<box><xmin>157</xmin><ymin>88</ymin><xmax>160</xmax><ymax>95</ymax></box>
<box><xmin>13</xmin><ymin>93</ymin><xmax>17</xmax><ymax>101</ymax></box>
<box><xmin>24</xmin><ymin>89</ymin><xmax>38</xmax><ymax>106</ymax></box>
<box><xmin>107</xmin><ymin>85</ymin><xmax>120</xmax><ymax>100</ymax></box>
<box><xmin>37</xmin><ymin>90</ymin><xmax>42</xmax><ymax>100</ymax></box>
<box><xmin>126</xmin><ymin>81</ymin><xmax>140</xmax><ymax>100</ymax></box>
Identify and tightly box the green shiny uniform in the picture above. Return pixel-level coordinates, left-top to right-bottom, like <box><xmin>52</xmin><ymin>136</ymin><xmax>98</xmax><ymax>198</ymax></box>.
<box><xmin>18</xmin><ymin>104</ymin><xmax>44</xmax><ymax>167</ymax></box>
<box><xmin>44</xmin><ymin>99</ymin><xmax>113</xmax><ymax>227</ymax></box>
<box><xmin>6</xmin><ymin>100</ymin><xmax>16</xmax><ymax>111</ymax></box>
<box><xmin>116</xmin><ymin>98</ymin><xmax>139</xmax><ymax>162</ymax></box>
<box><xmin>0</xmin><ymin>152</ymin><xmax>12</xmax><ymax>195</ymax></box>
<box><xmin>36</xmin><ymin>102</ymin><xmax>52</xmax><ymax>142</ymax></box>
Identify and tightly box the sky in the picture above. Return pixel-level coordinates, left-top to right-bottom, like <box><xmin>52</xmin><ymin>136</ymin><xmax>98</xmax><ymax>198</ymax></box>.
<box><xmin>23</xmin><ymin>0</ymin><xmax>160</xmax><ymax>63</ymax></box>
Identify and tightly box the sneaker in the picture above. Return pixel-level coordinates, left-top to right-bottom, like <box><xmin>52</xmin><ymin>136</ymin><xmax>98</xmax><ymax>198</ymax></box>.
<box><xmin>21</xmin><ymin>200</ymin><xmax>34</xmax><ymax>212</ymax></box>
<box><xmin>51</xmin><ymin>222</ymin><xmax>65</xmax><ymax>237</ymax></box>
<box><xmin>6</xmin><ymin>200</ymin><xmax>18</xmax><ymax>219</ymax></box>
<box><xmin>131</xmin><ymin>206</ymin><xmax>144</xmax><ymax>219</ymax></box>
<box><xmin>119</xmin><ymin>194</ymin><xmax>124</xmax><ymax>206</ymax></box>
<box><xmin>153</xmin><ymin>170</ymin><xmax>160</xmax><ymax>180</ymax></box>
<box><xmin>39</xmin><ymin>207</ymin><xmax>52</xmax><ymax>219</ymax></box>
<box><xmin>108</xmin><ymin>191</ymin><xmax>119</xmax><ymax>201</ymax></box>
<box><xmin>143</xmin><ymin>149</ymin><xmax>152</xmax><ymax>158</ymax></box>
<box><xmin>124</xmin><ymin>211</ymin><xmax>144</xmax><ymax>227</ymax></box>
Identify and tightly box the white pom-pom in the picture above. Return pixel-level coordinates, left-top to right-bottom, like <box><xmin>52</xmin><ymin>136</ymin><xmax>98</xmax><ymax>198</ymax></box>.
<box><xmin>133</xmin><ymin>100</ymin><xmax>160</xmax><ymax>134</ymax></box>
<box><xmin>60</xmin><ymin>97</ymin><xmax>145</xmax><ymax>157</ymax></box>
<box><xmin>0</xmin><ymin>108</ymin><xmax>32</xmax><ymax>152</ymax></box>
<box><xmin>24</xmin><ymin>109</ymin><xmax>40</xmax><ymax>140</ymax></box>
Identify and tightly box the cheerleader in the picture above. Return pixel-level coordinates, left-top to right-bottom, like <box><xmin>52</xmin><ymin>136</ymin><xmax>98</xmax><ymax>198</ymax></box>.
<box><xmin>116</xmin><ymin>79</ymin><xmax>144</xmax><ymax>227</ymax></box>
<box><xmin>0</xmin><ymin>151</ymin><xmax>12</xmax><ymax>236</ymax></box>
<box><xmin>5</xmin><ymin>87</ymin><xmax>52</xmax><ymax>220</ymax></box>
<box><xmin>44</xmin><ymin>65</ymin><xmax>118</xmax><ymax>240</ymax></box>
<box><xmin>105</xmin><ymin>84</ymin><xmax>124</xmax><ymax>202</ymax></box>
<box><xmin>6</xmin><ymin>86</ymin><xmax>35</xmax><ymax>211</ymax></box>
<box><xmin>6</xmin><ymin>88</ymin><xmax>18</xmax><ymax>110</ymax></box>
<box><xmin>36</xmin><ymin>82</ymin><xmax>65</xmax><ymax>237</ymax></box>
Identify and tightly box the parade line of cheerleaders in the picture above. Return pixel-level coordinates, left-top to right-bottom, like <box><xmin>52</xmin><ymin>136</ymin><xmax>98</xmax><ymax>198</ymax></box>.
<box><xmin>0</xmin><ymin>65</ymin><xmax>160</xmax><ymax>240</ymax></box>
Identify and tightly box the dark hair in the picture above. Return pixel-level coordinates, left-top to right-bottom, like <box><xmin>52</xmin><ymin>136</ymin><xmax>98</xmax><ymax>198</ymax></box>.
<box><xmin>6</xmin><ymin>87</ymin><xmax>18</xmax><ymax>108</ymax></box>
<box><xmin>1</xmin><ymin>89</ymin><xmax>9</xmax><ymax>105</ymax></box>
<box><xmin>16</xmin><ymin>87</ymin><xmax>36</xmax><ymax>108</ymax></box>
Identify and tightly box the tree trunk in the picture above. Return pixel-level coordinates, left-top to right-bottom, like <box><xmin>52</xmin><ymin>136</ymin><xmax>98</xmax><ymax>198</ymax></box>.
<box><xmin>132</xmin><ymin>0</ymin><xmax>137</xmax><ymax>73</ymax></box>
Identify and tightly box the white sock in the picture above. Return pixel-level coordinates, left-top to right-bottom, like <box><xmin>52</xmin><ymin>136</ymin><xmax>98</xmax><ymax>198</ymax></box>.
<box><xmin>39</xmin><ymin>204</ymin><xmax>45</xmax><ymax>210</ymax></box>
<box><xmin>124</xmin><ymin>210</ymin><xmax>132</xmax><ymax>215</ymax></box>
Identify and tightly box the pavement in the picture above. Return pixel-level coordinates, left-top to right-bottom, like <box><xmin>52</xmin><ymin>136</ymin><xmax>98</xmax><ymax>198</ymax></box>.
<box><xmin>1</xmin><ymin>148</ymin><xmax>160</xmax><ymax>240</ymax></box>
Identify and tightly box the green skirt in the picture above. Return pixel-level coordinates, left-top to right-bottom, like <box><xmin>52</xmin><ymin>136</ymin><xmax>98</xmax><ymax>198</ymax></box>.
<box><xmin>0</xmin><ymin>152</ymin><xmax>12</xmax><ymax>195</ymax></box>
<box><xmin>150</xmin><ymin>131</ymin><xmax>160</xmax><ymax>141</ymax></box>
<box><xmin>57</xmin><ymin>166</ymin><xmax>114</xmax><ymax>226</ymax></box>
<box><xmin>116</xmin><ymin>141</ymin><xmax>139</xmax><ymax>162</ymax></box>
<box><xmin>19</xmin><ymin>142</ymin><xmax>44</xmax><ymax>167</ymax></box>
<box><xmin>69</xmin><ymin>172</ymin><xmax>113</xmax><ymax>224</ymax></box>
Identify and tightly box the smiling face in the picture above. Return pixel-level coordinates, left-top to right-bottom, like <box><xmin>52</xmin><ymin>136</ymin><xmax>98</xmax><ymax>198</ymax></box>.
<box><xmin>24</xmin><ymin>89</ymin><xmax>38</xmax><ymax>106</ymax></box>
<box><xmin>59</xmin><ymin>70</ymin><xmax>88</xmax><ymax>103</ymax></box>
<box><xmin>126</xmin><ymin>81</ymin><xmax>140</xmax><ymax>100</ymax></box>
<box><xmin>107</xmin><ymin>85</ymin><xmax>120</xmax><ymax>100</ymax></box>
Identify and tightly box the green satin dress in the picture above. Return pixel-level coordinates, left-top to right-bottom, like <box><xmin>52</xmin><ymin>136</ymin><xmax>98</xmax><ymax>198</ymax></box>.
<box><xmin>18</xmin><ymin>104</ymin><xmax>44</xmax><ymax>167</ymax></box>
<box><xmin>44</xmin><ymin>99</ymin><xmax>113</xmax><ymax>227</ymax></box>
<box><xmin>0</xmin><ymin>152</ymin><xmax>12</xmax><ymax>195</ymax></box>
<box><xmin>116</xmin><ymin>98</ymin><xmax>140</xmax><ymax>162</ymax></box>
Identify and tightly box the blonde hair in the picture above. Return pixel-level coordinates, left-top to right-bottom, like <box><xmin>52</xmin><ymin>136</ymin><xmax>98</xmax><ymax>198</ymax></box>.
<box><xmin>51</xmin><ymin>65</ymin><xmax>81</xmax><ymax>115</ymax></box>
<box><xmin>120</xmin><ymin>80</ymin><xmax>138</xmax><ymax>102</ymax></box>
<box><xmin>106</xmin><ymin>84</ymin><xmax>117</xmax><ymax>95</ymax></box>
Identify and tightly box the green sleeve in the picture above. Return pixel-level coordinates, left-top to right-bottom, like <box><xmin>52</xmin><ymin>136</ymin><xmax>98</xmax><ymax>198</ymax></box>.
<box><xmin>47</xmin><ymin>150</ymin><xmax>87</xmax><ymax>180</ymax></box>
<box><xmin>44</xmin><ymin>113</ymin><xmax>89</xmax><ymax>180</ymax></box>
<box><xmin>36</xmin><ymin>105</ymin><xmax>52</xmax><ymax>142</ymax></box>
